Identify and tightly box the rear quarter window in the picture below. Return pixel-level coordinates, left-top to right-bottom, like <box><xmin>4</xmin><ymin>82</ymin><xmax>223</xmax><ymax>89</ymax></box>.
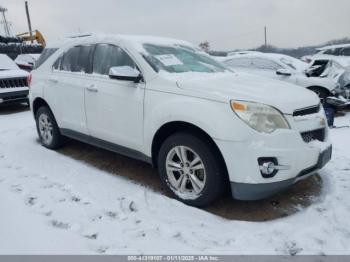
<box><xmin>34</xmin><ymin>48</ymin><xmax>58</xmax><ymax>69</ymax></box>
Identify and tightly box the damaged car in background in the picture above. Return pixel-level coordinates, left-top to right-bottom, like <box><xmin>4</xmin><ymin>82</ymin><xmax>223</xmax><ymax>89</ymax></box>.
<box><xmin>306</xmin><ymin>56</ymin><xmax>350</xmax><ymax>107</ymax></box>
<box><xmin>222</xmin><ymin>53</ymin><xmax>339</xmax><ymax>100</ymax></box>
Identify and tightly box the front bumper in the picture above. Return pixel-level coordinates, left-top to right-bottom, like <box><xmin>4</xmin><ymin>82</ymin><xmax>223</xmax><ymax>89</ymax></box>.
<box><xmin>0</xmin><ymin>90</ymin><xmax>29</xmax><ymax>105</ymax></box>
<box><xmin>231</xmin><ymin>145</ymin><xmax>332</xmax><ymax>200</ymax></box>
<box><xmin>214</xmin><ymin>108</ymin><xmax>332</xmax><ymax>200</ymax></box>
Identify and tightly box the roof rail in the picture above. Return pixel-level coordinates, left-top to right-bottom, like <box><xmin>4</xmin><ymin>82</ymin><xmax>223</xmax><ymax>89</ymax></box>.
<box><xmin>67</xmin><ymin>34</ymin><xmax>92</xmax><ymax>39</ymax></box>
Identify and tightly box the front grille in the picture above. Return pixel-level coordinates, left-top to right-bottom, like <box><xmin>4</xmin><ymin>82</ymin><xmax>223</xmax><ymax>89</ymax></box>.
<box><xmin>301</xmin><ymin>128</ymin><xmax>326</xmax><ymax>143</ymax></box>
<box><xmin>293</xmin><ymin>104</ymin><xmax>321</xmax><ymax>117</ymax></box>
<box><xmin>0</xmin><ymin>78</ymin><xmax>28</xmax><ymax>89</ymax></box>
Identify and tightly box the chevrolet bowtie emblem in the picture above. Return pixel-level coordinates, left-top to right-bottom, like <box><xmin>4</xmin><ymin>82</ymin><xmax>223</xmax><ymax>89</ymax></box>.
<box><xmin>320</xmin><ymin>118</ymin><xmax>326</xmax><ymax>126</ymax></box>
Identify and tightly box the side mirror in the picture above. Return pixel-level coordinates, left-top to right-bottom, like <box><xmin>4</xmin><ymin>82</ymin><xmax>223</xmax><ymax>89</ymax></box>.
<box><xmin>109</xmin><ymin>66</ymin><xmax>142</xmax><ymax>83</ymax></box>
<box><xmin>276</xmin><ymin>69</ymin><xmax>292</xmax><ymax>76</ymax></box>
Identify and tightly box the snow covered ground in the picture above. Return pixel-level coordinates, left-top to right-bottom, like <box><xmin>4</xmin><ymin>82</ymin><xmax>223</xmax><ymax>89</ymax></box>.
<box><xmin>0</xmin><ymin>108</ymin><xmax>350</xmax><ymax>255</ymax></box>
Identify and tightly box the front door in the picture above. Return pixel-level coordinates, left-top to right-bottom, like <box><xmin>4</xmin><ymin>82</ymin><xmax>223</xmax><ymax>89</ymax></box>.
<box><xmin>84</xmin><ymin>44</ymin><xmax>145</xmax><ymax>151</ymax></box>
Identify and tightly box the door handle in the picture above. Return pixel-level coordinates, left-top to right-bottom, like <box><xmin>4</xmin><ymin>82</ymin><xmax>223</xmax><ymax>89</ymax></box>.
<box><xmin>86</xmin><ymin>85</ymin><xmax>98</xmax><ymax>93</ymax></box>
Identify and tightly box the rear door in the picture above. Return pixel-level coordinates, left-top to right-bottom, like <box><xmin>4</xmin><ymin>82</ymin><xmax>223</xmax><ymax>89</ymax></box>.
<box><xmin>84</xmin><ymin>43</ymin><xmax>145</xmax><ymax>151</ymax></box>
<box><xmin>48</xmin><ymin>45</ymin><xmax>93</xmax><ymax>134</ymax></box>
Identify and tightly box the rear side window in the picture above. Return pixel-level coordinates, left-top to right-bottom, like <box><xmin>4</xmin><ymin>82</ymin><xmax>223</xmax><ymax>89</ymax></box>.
<box><xmin>92</xmin><ymin>44</ymin><xmax>136</xmax><ymax>75</ymax></box>
<box><xmin>77</xmin><ymin>45</ymin><xmax>93</xmax><ymax>73</ymax></box>
<box><xmin>35</xmin><ymin>48</ymin><xmax>58</xmax><ymax>69</ymax></box>
<box><xmin>60</xmin><ymin>46</ymin><xmax>80</xmax><ymax>72</ymax></box>
<box><xmin>54</xmin><ymin>45</ymin><xmax>93</xmax><ymax>73</ymax></box>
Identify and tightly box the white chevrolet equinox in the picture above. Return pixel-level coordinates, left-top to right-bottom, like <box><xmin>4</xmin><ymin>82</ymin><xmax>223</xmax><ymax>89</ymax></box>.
<box><xmin>29</xmin><ymin>35</ymin><xmax>332</xmax><ymax>207</ymax></box>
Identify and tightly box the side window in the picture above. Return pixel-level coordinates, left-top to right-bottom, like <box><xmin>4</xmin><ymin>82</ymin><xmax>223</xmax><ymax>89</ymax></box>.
<box><xmin>60</xmin><ymin>46</ymin><xmax>80</xmax><ymax>72</ymax></box>
<box><xmin>333</xmin><ymin>48</ymin><xmax>342</xmax><ymax>56</ymax></box>
<box><xmin>53</xmin><ymin>55</ymin><xmax>62</xmax><ymax>70</ymax></box>
<box><xmin>325</xmin><ymin>48</ymin><xmax>341</xmax><ymax>56</ymax></box>
<box><xmin>92</xmin><ymin>44</ymin><xmax>136</xmax><ymax>75</ymax></box>
<box><xmin>251</xmin><ymin>58</ymin><xmax>282</xmax><ymax>70</ymax></box>
<box><xmin>35</xmin><ymin>48</ymin><xmax>58</xmax><ymax>69</ymax></box>
<box><xmin>75</xmin><ymin>45</ymin><xmax>93</xmax><ymax>73</ymax></box>
<box><xmin>342</xmin><ymin>47</ymin><xmax>350</xmax><ymax>56</ymax></box>
<box><xmin>225</xmin><ymin>58</ymin><xmax>252</xmax><ymax>68</ymax></box>
<box><xmin>307</xmin><ymin>60</ymin><xmax>329</xmax><ymax>77</ymax></box>
<box><xmin>55</xmin><ymin>45</ymin><xmax>93</xmax><ymax>73</ymax></box>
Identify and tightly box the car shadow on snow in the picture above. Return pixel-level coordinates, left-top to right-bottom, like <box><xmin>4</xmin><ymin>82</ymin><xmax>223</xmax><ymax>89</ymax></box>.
<box><xmin>57</xmin><ymin>139</ymin><xmax>324</xmax><ymax>222</ymax></box>
<box><xmin>0</xmin><ymin>104</ymin><xmax>30</xmax><ymax>115</ymax></box>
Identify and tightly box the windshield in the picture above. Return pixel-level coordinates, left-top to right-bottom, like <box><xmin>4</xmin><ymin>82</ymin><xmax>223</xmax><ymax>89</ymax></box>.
<box><xmin>142</xmin><ymin>43</ymin><xmax>227</xmax><ymax>73</ymax></box>
<box><xmin>0</xmin><ymin>54</ymin><xmax>19</xmax><ymax>70</ymax></box>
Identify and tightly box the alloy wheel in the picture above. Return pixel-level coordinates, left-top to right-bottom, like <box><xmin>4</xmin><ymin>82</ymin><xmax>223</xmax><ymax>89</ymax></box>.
<box><xmin>38</xmin><ymin>113</ymin><xmax>54</xmax><ymax>145</ymax></box>
<box><xmin>165</xmin><ymin>146</ymin><xmax>206</xmax><ymax>199</ymax></box>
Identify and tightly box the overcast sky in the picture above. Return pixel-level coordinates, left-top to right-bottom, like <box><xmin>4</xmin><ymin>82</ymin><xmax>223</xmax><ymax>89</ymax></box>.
<box><xmin>1</xmin><ymin>0</ymin><xmax>349</xmax><ymax>50</ymax></box>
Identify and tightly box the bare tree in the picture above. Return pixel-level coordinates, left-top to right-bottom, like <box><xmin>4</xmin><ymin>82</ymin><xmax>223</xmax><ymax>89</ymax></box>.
<box><xmin>199</xmin><ymin>41</ymin><xmax>210</xmax><ymax>53</ymax></box>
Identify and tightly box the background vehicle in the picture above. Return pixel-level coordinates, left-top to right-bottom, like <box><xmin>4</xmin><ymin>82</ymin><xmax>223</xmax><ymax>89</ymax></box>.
<box><xmin>222</xmin><ymin>53</ymin><xmax>338</xmax><ymax>100</ymax></box>
<box><xmin>15</xmin><ymin>53</ymin><xmax>41</xmax><ymax>71</ymax></box>
<box><xmin>30</xmin><ymin>35</ymin><xmax>331</xmax><ymax>207</ymax></box>
<box><xmin>315</xmin><ymin>44</ymin><xmax>350</xmax><ymax>58</ymax></box>
<box><xmin>307</xmin><ymin>56</ymin><xmax>350</xmax><ymax>101</ymax></box>
<box><xmin>0</xmin><ymin>54</ymin><xmax>30</xmax><ymax>106</ymax></box>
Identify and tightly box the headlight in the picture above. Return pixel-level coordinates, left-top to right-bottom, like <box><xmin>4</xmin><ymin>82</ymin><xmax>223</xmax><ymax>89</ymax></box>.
<box><xmin>230</xmin><ymin>100</ymin><xmax>290</xmax><ymax>133</ymax></box>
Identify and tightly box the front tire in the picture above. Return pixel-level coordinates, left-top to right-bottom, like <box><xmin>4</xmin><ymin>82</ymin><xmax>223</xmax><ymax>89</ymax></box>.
<box><xmin>157</xmin><ymin>132</ymin><xmax>226</xmax><ymax>207</ymax></box>
<box><xmin>35</xmin><ymin>106</ymin><xmax>64</xmax><ymax>149</ymax></box>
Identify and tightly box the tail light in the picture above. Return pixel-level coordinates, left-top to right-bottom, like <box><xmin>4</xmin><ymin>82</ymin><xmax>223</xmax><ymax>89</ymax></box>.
<box><xmin>27</xmin><ymin>74</ymin><xmax>32</xmax><ymax>88</ymax></box>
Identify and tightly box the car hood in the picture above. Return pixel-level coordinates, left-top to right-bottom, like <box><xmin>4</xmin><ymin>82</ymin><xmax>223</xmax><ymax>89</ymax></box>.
<box><xmin>0</xmin><ymin>69</ymin><xmax>29</xmax><ymax>79</ymax></box>
<box><xmin>172</xmin><ymin>72</ymin><xmax>320</xmax><ymax>115</ymax></box>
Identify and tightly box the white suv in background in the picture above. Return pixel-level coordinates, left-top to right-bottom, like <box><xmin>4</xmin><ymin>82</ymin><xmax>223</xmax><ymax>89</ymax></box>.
<box><xmin>30</xmin><ymin>35</ymin><xmax>332</xmax><ymax>207</ymax></box>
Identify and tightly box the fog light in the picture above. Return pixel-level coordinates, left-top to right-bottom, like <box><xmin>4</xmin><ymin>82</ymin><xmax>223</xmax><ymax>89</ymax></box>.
<box><xmin>261</xmin><ymin>162</ymin><xmax>276</xmax><ymax>175</ymax></box>
<box><xmin>258</xmin><ymin>157</ymin><xmax>290</xmax><ymax>178</ymax></box>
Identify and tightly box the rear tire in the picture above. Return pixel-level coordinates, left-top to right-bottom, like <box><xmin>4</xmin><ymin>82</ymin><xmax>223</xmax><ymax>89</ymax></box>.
<box><xmin>157</xmin><ymin>132</ymin><xmax>226</xmax><ymax>207</ymax></box>
<box><xmin>35</xmin><ymin>106</ymin><xmax>64</xmax><ymax>149</ymax></box>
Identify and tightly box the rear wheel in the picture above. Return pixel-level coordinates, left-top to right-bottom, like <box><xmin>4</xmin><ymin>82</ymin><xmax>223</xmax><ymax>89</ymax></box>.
<box><xmin>35</xmin><ymin>106</ymin><xmax>64</xmax><ymax>149</ymax></box>
<box><xmin>157</xmin><ymin>132</ymin><xmax>226</xmax><ymax>207</ymax></box>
